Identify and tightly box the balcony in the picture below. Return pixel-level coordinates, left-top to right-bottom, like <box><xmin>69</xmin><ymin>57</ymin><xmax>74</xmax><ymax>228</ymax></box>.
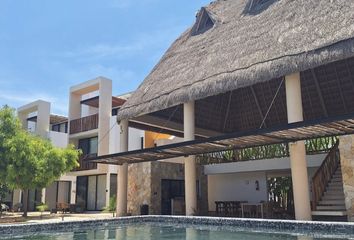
<box><xmin>70</xmin><ymin>114</ymin><xmax>98</xmax><ymax>134</ymax></box>
<box><xmin>73</xmin><ymin>153</ymin><xmax>98</xmax><ymax>171</ymax></box>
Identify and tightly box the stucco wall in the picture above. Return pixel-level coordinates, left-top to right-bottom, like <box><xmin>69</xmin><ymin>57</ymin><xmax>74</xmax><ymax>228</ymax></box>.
<box><xmin>208</xmin><ymin>172</ymin><xmax>268</xmax><ymax>211</ymax></box>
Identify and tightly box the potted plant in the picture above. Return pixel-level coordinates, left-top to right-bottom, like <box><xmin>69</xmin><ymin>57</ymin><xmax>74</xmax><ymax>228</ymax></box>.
<box><xmin>36</xmin><ymin>203</ymin><xmax>49</xmax><ymax>219</ymax></box>
<box><xmin>103</xmin><ymin>195</ymin><xmax>116</xmax><ymax>217</ymax></box>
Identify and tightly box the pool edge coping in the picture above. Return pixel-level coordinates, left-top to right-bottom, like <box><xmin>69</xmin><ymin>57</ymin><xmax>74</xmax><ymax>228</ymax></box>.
<box><xmin>1</xmin><ymin>215</ymin><xmax>354</xmax><ymax>236</ymax></box>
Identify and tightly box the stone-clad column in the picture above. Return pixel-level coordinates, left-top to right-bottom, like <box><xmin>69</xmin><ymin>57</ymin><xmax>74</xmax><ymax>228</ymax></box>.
<box><xmin>184</xmin><ymin>101</ymin><xmax>197</xmax><ymax>215</ymax></box>
<box><xmin>117</xmin><ymin>119</ymin><xmax>129</xmax><ymax>217</ymax></box>
<box><xmin>338</xmin><ymin>135</ymin><xmax>354</xmax><ymax>221</ymax></box>
<box><xmin>285</xmin><ymin>73</ymin><xmax>312</xmax><ymax>221</ymax></box>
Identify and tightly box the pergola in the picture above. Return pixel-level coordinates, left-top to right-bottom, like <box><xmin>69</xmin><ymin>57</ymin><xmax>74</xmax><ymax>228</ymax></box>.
<box><xmin>89</xmin><ymin>0</ymin><xmax>354</xmax><ymax>220</ymax></box>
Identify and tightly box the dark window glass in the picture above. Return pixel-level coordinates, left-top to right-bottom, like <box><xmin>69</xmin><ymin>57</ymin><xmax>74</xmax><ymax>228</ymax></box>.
<box><xmin>76</xmin><ymin>176</ymin><xmax>88</xmax><ymax>210</ymax></box>
<box><xmin>78</xmin><ymin>137</ymin><xmax>98</xmax><ymax>156</ymax></box>
<box><xmin>52</xmin><ymin>124</ymin><xmax>60</xmax><ymax>132</ymax></box>
<box><xmin>110</xmin><ymin>174</ymin><xmax>117</xmax><ymax>198</ymax></box>
<box><xmin>112</xmin><ymin>108</ymin><xmax>118</xmax><ymax>116</ymax></box>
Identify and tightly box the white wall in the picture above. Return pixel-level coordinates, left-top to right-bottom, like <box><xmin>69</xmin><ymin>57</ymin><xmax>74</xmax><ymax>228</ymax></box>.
<box><xmin>109</xmin><ymin>116</ymin><xmax>144</xmax><ymax>154</ymax></box>
<box><xmin>48</xmin><ymin>131</ymin><xmax>68</xmax><ymax>148</ymax></box>
<box><xmin>206</xmin><ymin>154</ymin><xmax>327</xmax><ymax>211</ymax></box>
<box><xmin>204</xmin><ymin>154</ymin><xmax>326</xmax><ymax>175</ymax></box>
<box><xmin>208</xmin><ymin>172</ymin><xmax>268</xmax><ymax>211</ymax></box>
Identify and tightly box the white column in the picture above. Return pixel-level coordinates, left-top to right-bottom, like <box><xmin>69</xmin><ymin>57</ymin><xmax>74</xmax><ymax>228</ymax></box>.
<box><xmin>184</xmin><ymin>101</ymin><xmax>197</xmax><ymax>215</ymax></box>
<box><xmin>12</xmin><ymin>189</ymin><xmax>22</xmax><ymax>205</ymax></box>
<box><xmin>98</xmin><ymin>79</ymin><xmax>112</xmax><ymax>156</ymax></box>
<box><xmin>70</xmin><ymin>178</ymin><xmax>77</xmax><ymax>204</ymax></box>
<box><xmin>35</xmin><ymin>101</ymin><xmax>50</xmax><ymax>138</ymax></box>
<box><xmin>285</xmin><ymin>72</ymin><xmax>312</xmax><ymax>221</ymax></box>
<box><xmin>106</xmin><ymin>173</ymin><xmax>111</xmax><ymax>207</ymax></box>
<box><xmin>117</xmin><ymin>119</ymin><xmax>129</xmax><ymax>217</ymax></box>
<box><xmin>41</xmin><ymin>188</ymin><xmax>46</xmax><ymax>204</ymax></box>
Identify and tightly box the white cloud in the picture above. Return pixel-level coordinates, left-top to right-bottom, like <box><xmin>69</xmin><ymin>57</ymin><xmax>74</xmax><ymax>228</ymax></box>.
<box><xmin>0</xmin><ymin>90</ymin><xmax>68</xmax><ymax>116</ymax></box>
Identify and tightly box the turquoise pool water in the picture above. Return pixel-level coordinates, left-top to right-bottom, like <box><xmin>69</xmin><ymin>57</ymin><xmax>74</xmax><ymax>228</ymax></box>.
<box><xmin>4</xmin><ymin>224</ymin><xmax>351</xmax><ymax>240</ymax></box>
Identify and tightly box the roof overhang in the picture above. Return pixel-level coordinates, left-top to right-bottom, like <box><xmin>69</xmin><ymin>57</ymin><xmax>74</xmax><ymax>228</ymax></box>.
<box><xmin>89</xmin><ymin>113</ymin><xmax>354</xmax><ymax>165</ymax></box>
<box><xmin>81</xmin><ymin>96</ymin><xmax>126</xmax><ymax>108</ymax></box>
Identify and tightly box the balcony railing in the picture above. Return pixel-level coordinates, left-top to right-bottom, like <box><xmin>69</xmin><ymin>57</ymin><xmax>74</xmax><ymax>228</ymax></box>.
<box><xmin>73</xmin><ymin>153</ymin><xmax>98</xmax><ymax>171</ymax></box>
<box><xmin>70</xmin><ymin>114</ymin><xmax>99</xmax><ymax>134</ymax></box>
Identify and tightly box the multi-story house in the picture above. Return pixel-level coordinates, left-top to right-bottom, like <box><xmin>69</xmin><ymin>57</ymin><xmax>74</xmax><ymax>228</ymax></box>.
<box><xmin>9</xmin><ymin>100</ymin><xmax>70</xmax><ymax>211</ymax></box>
<box><xmin>65</xmin><ymin>77</ymin><xmax>144</xmax><ymax>211</ymax></box>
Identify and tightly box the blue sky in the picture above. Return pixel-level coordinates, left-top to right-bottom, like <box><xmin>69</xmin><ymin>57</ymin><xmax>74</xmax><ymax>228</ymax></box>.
<box><xmin>0</xmin><ymin>0</ymin><xmax>210</xmax><ymax>115</ymax></box>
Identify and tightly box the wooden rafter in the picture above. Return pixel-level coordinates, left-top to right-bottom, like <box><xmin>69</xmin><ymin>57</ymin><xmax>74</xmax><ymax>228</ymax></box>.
<box><xmin>311</xmin><ymin>69</ymin><xmax>329</xmax><ymax>117</ymax></box>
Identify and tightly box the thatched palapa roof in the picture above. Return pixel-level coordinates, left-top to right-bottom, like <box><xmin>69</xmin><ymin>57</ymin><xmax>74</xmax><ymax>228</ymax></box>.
<box><xmin>118</xmin><ymin>0</ymin><xmax>354</xmax><ymax>122</ymax></box>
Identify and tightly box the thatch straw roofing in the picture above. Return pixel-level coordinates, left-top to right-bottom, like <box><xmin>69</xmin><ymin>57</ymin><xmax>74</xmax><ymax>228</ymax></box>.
<box><xmin>118</xmin><ymin>0</ymin><xmax>354</xmax><ymax>121</ymax></box>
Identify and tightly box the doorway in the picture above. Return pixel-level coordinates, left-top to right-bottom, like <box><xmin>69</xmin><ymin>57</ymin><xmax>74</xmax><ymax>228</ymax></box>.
<box><xmin>161</xmin><ymin>179</ymin><xmax>185</xmax><ymax>215</ymax></box>
<box><xmin>76</xmin><ymin>175</ymin><xmax>106</xmax><ymax>211</ymax></box>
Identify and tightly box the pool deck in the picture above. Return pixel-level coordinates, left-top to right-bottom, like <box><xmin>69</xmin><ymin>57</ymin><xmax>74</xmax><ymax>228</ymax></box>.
<box><xmin>0</xmin><ymin>211</ymin><xmax>115</xmax><ymax>224</ymax></box>
<box><xmin>1</xmin><ymin>215</ymin><xmax>354</xmax><ymax>237</ymax></box>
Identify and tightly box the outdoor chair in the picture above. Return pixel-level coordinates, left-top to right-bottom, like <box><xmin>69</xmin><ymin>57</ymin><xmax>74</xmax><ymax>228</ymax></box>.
<box><xmin>215</xmin><ymin>201</ymin><xmax>226</xmax><ymax>216</ymax></box>
<box><xmin>12</xmin><ymin>203</ymin><xmax>22</xmax><ymax>212</ymax></box>
<box><xmin>56</xmin><ymin>202</ymin><xmax>70</xmax><ymax>214</ymax></box>
<box><xmin>262</xmin><ymin>201</ymin><xmax>275</xmax><ymax>219</ymax></box>
<box><xmin>242</xmin><ymin>204</ymin><xmax>258</xmax><ymax>218</ymax></box>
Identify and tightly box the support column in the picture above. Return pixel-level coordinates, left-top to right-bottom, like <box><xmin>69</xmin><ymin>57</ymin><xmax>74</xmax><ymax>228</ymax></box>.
<box><xmin>117</xmin><ymin>119</ymin><xmax>129</xmax><ymax>217</ymax></box>
<box><xmin>184</xmin><ymin>101</ymin><xmax>197</xmax><ymax>215</ymax></box>
<box><xmin>41</xmin><ymin>188</ymin><xmax>46</xmax><ymax>204</ymax></box>
<box><xmin>106</xmin><ymin>173</ymin><xmax>111</xmax><ymax>207</ymax></box>
<box><xmin>285</xmin><ymin>72</ymin><xmax>312</xmax><ymax>221</ymax></box>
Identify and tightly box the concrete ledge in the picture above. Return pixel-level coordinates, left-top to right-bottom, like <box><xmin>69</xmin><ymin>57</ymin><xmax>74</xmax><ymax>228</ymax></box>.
<box><xmin>1</xmin><ymin>215</ymin><xmax>354</xmax><ymax>237</ymax></box>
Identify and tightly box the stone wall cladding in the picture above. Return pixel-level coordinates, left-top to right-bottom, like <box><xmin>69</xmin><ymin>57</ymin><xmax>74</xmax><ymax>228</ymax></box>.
<box><xmin>150</xmin><ymin>161</ymin><xmax>185</xmax><ymax>214</ymax></box>
<box><xmin>150</xmin><ymin>161</ymin><xmax>208</xmax><ymax>215</ymax></box>
<box><xmin>125</xmin><ymin>160</ymin><xmax>208</xmax><ymax>215</ymax></box>
<box><xmin>339</xmin><ymin>135</ymin><xmax>354</xmax><ymax>221</ymax></box>
<box><xmin>127</xmin><ymin>162</ymin><xmax>152</xmax><ymax>215</ymax></box>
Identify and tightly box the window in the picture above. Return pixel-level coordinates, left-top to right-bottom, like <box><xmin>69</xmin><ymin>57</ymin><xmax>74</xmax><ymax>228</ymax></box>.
<box><xmin>191</xmin><ymin>7</ymin><xmax>214</xmax><ymax>36</ymax></box>
<box><xmin>78</xmin><ymin>137</ymin><xmax>98</xmax><ymax>156</ymax></box>
<box><xmin>51</xmin><ymin>122</ymin><xmax>68</xmax><ymax>133</ymax></box>
<box><xmin>245</xmin><ymin>0</ymin><xmax>275</xmax><ymax>14</ymax></box>
<box><xmin>52</xmin><ymin>124</ymin><xmax>60</xmax><ymax>132</ymax></box>
<box><xmin>112</xmin><ymin>108</ymin><xmax>120</xmax><ymax>116</ymax></box>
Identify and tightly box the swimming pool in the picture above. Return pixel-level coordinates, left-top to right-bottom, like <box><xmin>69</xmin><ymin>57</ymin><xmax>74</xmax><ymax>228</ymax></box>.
<box><xmin>1</xmin><ymin>216</ymin><xmax>354</xmax><ymax>240</ymax></box>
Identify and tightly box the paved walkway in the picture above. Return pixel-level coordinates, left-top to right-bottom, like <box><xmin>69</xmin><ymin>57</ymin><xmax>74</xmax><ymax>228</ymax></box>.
<box><xmin>0</xmin><ymin>212</ymin><xmax>115</xmax><ymax>224</ymax></box>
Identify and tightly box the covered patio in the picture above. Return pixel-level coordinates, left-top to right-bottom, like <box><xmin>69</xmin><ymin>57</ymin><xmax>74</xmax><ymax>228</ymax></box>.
<box><xmin>89</xmin><ymin>0</ymin><xmax>354</xmax><ymax>221</ymax></box>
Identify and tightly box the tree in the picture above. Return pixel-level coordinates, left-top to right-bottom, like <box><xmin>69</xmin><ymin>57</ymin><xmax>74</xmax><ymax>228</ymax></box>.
<box><xmin>0</xmin><ymin>106</ymin><xmax>80</xmax><ymax>217</ymax></box>
<box><xmin>0</xmin><ymin>106</ymin><xmax>21</xmax><ymax>182</ymax></box>
<box><xmin>0</xmin><ymin>183</ymin><xmax>9</xmax><ymax>217</ymax></box>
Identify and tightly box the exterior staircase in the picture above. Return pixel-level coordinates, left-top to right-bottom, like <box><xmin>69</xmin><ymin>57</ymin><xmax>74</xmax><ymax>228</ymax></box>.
<box><xmin>311</xmin><ymin>142</ymin><xmax>347</xmax><ymax>221</ymax></box>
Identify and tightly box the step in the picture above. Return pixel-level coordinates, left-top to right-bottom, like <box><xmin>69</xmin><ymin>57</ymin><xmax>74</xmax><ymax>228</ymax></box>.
<box><xmin>322</xmin><ymin>195</ymin><xmax>344</xmax><ymax>200</ymax></box>
<box><xmin>319</xmin><ymin>200</ymin><xmax>345</xmax><ymax>205</ymax></box>
<box><xmin>312</xmin><ymin>211</ymin><xmax>347</xmax><ymax>216</ymax></box>
<box><xmin>327</xmin><ymin>187</ymin><xmax>344</xmax><ymax>191</ymax></box>
<box><xmin>316</xmin><ymin>205</ymin><xmax>346</xmax><ymax>211</ymax></box>
<box><xmin>328</xmin><ymin>182</ymin><xmax>343</xmax><ymax>187</ymax></box>
<box><xmin>325</xmin><ymin>189</ymin><xmax>344</xmax><ymax>194</ymax></box>
<box><xmin>330</xmin><ymin>179</ymin><xmax>342</xmax><ymax>183</ymax></box>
